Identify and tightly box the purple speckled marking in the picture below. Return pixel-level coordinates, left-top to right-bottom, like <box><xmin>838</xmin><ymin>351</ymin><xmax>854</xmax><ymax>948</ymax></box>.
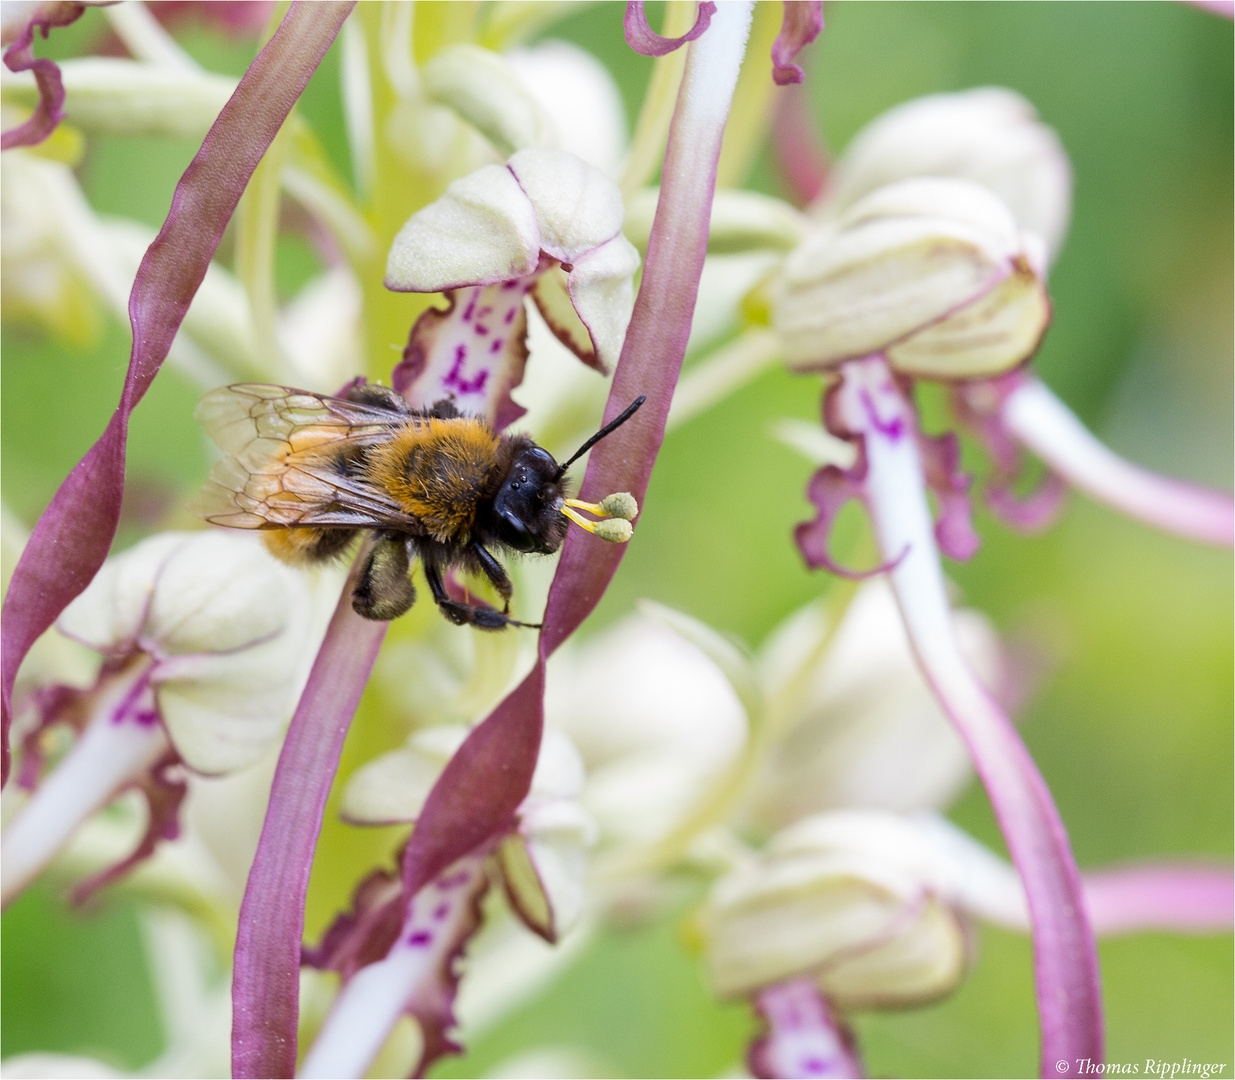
<box><xmin>461</xmin><ymin>297</ymin><xmax>476</xmax><ymax>322</ymax></box>
<box><xmin>443</xmin><ymin>344</ymin><xmax>488</xmax><ymax>395</ymax></box>
<box><xmin>475</xmin><ymin>323</ymin><xmax>489</xmax><ymax>336</ymax></box>
<box><xmin>802</xmin><ymin>1058</ymin><xmax>827</xmax><ymax>1076</ymax></box>
<box><xmin>504</xmin><ymin>307</ymin><xmax>517</xmax><ymax>324</ymax></box>
<box><xmin>406</xmin><ymin>930</ymin><xmax>432</xmax><ymax>947</ymax></box>
<box><xmin>859</xmin><ymin>388</ymin><xmax>905</xmax><ymax>440</ymax></box>
<box><xmin>433</xmin><ymin>902</ymin><xmax>449</xmax><ymax>921</ymax></box>
<box><xmin>490</xmin><ymin>338</ymin><xmax>504</xmax><ymax>353</ymax></box>
<box><xmin>501</xmin><ymin>280</ymin><xmax>520</xmax><ymax>290</ymax></box>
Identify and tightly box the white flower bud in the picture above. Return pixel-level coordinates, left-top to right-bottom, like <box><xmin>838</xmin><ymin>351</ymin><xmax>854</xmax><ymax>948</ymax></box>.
<box><xmin>421</xmin><ymin>44</ymin><xmax>557</xmax><ymax>157</ymax></box>
<box><xmin>776</xmin><ymin>177</ymin><xmax>1050</xmax><ymax>380</ymax></box>
<box><xmin>822</xmin><ymin>88</ymin><xmax>1072</xmax><ymax>264</ymax></box>
<box><xmin>701</xmin><ymin>811</ymin><xmax>997</xmax><ymax>1006</ymax></box>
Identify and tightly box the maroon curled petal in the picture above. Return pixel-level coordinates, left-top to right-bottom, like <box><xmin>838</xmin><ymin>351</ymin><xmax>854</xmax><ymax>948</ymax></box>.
<box><xmin>0</xmin><ymin>0</ymin><xmax>356</xmax><ymax>789</ymax></box>
<box><xmin>69</xmin><ymin>750</ymin><xmax>187</xmax><ymax>906</ymax></box>
<box><xmin>950</xmin><ymin>374</ymin><xmax>1067</xmax><ymax>535</ymax></box>
<box><xmin>0</xmin><ymin>1</ymin><xmax>84</xmax><ymax>151</ymax></box>
<box><xmin>301</xmin><ymin>868</ymin><xmax>404</xmax><ymax>978</ymax></box>
<box><xmin>917</xmin><ymin>431</ymin><xmax>981</xmax><ymax>561</ymax></box>
<box><xmin>796</xmin><ymin>451</ymin><xmax>906</xmax><ymax>580</ymax></box>
<box><xmin>403</xmin><ymin>663</ymin><xmax>542</xmax><ymax>898</ymax></box>
<box><xmin>624</xmin><ymin>0</ymin><xmax>716</xmax><ymax>57</ymax></box>
<box><xmin>749</xmin><ymin>978</ymin><xmax>864</xmax><ymax>1079</ymax></box>
<box><xmin>987</xmin><ymin>471</ymin><xmax>1068</xmax><ymax>533</ymax></box>
<box><xmin>771</xmin><ymin>1</ymin><xmax>824</xmax><ymax>86</ymax></box>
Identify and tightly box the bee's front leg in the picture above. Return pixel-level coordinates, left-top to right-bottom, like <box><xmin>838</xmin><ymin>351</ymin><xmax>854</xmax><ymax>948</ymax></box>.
<box><xmin>471</xmin><ymin>542</ymin><xmax>514</xmax><ymax>612</ymax></box>
<box><xmin>423</xmin><ymin>561</ymin><xmax>537</xmax><ymax>631</ymax></box>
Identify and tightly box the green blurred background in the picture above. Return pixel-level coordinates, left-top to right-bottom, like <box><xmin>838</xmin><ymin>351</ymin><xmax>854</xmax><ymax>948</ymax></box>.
<box><xmin>2</xmin><ymin>3</ymin><xmax>1231</xmax><ymax>1077</ymax></box>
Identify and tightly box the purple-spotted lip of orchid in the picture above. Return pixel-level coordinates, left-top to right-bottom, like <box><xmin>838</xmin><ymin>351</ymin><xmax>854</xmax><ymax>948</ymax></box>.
<box><xmin>384</xmin><ymin>146</ymin><xmax>640</xmax><ymax>426</ymax></box>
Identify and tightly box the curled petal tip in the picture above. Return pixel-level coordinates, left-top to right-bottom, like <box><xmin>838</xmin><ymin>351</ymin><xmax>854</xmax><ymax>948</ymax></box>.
<box><xmin>771</xmin><ymin>1</ymin><xmax>824</xmax><ymax>87</ymax></box>
<box><xmin>624</xmin><ymin>0</ymin><xmax>717</xmax><ymax>57</ymax></box>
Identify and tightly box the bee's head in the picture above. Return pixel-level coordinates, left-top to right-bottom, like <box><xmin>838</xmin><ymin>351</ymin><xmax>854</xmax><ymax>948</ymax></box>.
<box><xmin>492</xmin><ymin>445</ymin><xmax>570</xmax><ymax>554</ymax></box>
<box><xmin>492</xmin><ymin>395</ymin><xmax>647</xmax><ymax>555</ymax></box>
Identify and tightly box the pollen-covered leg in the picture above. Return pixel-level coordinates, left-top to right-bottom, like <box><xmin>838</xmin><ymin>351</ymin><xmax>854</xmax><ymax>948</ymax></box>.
<box><xmin>423</xmin><ymin>561</ymin><xmax>538</xmax><ymax>631</ymax></box>
<box><xmin>352</xmin><ymin>534</ymin><xmax>417</xmax><ymax>621</ymax></box>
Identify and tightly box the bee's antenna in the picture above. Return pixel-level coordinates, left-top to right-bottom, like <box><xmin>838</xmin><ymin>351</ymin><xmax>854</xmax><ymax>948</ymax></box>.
<box><xmin>554</xmin><ymin>395</ymin><xmax>647</xmax><ymax>480</ymax></box>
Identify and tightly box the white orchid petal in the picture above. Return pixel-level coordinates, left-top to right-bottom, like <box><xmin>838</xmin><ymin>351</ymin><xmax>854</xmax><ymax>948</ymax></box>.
<box><xmin>143</xmin><ymin>533</ymin><xmax>299</xmax><ymax>654</ymax></box>
<box><xmin>529</xmin><ymin>264</ymin><xmax>597</xmax><ymax>368</ymax></box>
<box><xmin>422</xmin><ymin>44</ymin><xmax>558</xmax><ymax>157</ymax></box>
<box><xmin>823</xmin><ymin>87</ymin><xmax>1072</xmax><ymax>263</ymax></box>
<box><xmin>385</xmin><ymin>164</ymin><xmax>540</xmax><ymax>292</ymax></box>
<box><xmin>58</xmin><ymin>532</ymin><xmax>315</xmax><ymax>775</ymax></box>
<box><xmin>58</xmin><ymin>533</ymin><xmax>188</xmax><ymax>653</ymax></box>
<box><xmin>500</xmin><ymin>798</ymin><xmax>596</xmax><ymax>941</ymax></box>
<box><xmin>702</xmin><ymin>811</ymin><xmax>976</xmax><ymax>1005</ymax></box>
<box><xmin>564</xmin><ymin>233</ymin><xmax>639</xmax><ymax>371</ymax></box>
<box><xmin>507</xmin><ymin>147</ymin><xmax>624</xmax><ymax>263</ymax></box>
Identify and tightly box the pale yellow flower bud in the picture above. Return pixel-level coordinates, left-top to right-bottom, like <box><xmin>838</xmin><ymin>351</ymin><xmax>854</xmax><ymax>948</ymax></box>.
<box><xmin>776</xmin><ymin>177</ymin><xmax>1051</xmax><ymax>380</ymax></box>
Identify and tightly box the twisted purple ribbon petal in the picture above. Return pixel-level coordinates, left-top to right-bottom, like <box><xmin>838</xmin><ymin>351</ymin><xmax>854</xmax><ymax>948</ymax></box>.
<box><xmin>624</xmin><ymin>0</ymin><xmax>716</xmax><ymax>56</ymax></box>
<box><xmin>771</xmin><ymin>0</ymin><xmax>823</xmax><ymax>86</ymax></box>
<box><xmin>0</xmin><ymin>1</ymin><xmax>84</xmax><ymax>150</ymax></box>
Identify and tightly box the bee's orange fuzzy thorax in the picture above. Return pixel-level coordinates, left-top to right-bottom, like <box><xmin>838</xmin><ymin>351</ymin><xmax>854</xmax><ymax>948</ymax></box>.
<box><xmin>364</xmin><ymin>418</ymin><xmax>501</xmax><ymax>542</ymax></box>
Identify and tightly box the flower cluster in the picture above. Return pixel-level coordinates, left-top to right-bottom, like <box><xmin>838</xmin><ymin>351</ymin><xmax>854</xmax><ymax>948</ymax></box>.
<box><xmin>1</xmin><ymin>4</ymin><xmax>1231</xmax><ymax>1080</ymax></box>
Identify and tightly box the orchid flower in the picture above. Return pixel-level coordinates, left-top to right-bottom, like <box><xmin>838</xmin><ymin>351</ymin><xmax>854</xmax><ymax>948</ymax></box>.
<box><xmin>701</xmin><ymin>811</ymin><xmax>1234</xmax><ymax>1080</ymax></box>
<box><xmin>1</xmin><ymin>530</ymin><xmax>323</xmax><ymax>910</ymax></box>
<box><xmin>2</xmin><ymin>5</ymin><xmax>1228</xmax><ymax>1078</ymax></box>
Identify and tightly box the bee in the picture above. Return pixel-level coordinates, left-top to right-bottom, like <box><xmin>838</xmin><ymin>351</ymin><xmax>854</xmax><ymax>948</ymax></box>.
<box><xmin>192</xmin><ymin>382</ymin><xmax>645</xmax><ymax>629</ymax></box>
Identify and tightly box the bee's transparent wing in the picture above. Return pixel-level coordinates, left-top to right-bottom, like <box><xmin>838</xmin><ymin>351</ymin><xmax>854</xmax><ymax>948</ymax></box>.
<box><xmin>192</xmin><ymin>383</ymin><xmax>421</xmax><ymax>530</ymax></box>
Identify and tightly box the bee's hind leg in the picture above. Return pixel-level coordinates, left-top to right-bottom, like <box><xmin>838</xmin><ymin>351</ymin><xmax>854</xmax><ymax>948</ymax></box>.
<box><xmin>352</xmin><ymin>533</ymin><xmax>417</xmax><ymax>621</ymax></box>
<box><xmin>423</xmin><ymin>561</ymin><xmax>537</xmax><ymax>631</ymax></box>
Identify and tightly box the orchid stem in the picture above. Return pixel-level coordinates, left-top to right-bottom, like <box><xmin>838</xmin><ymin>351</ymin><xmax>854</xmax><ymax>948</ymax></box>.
<box><xmin>1003</xmin><ymin>375</ymin><xmax>1235</xmax><ymax>547</ymax></box>
<box><xmin>835</xmin><ymin>354</ymin><xmax>1104</xmax><ymax>1076</ymax></box>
